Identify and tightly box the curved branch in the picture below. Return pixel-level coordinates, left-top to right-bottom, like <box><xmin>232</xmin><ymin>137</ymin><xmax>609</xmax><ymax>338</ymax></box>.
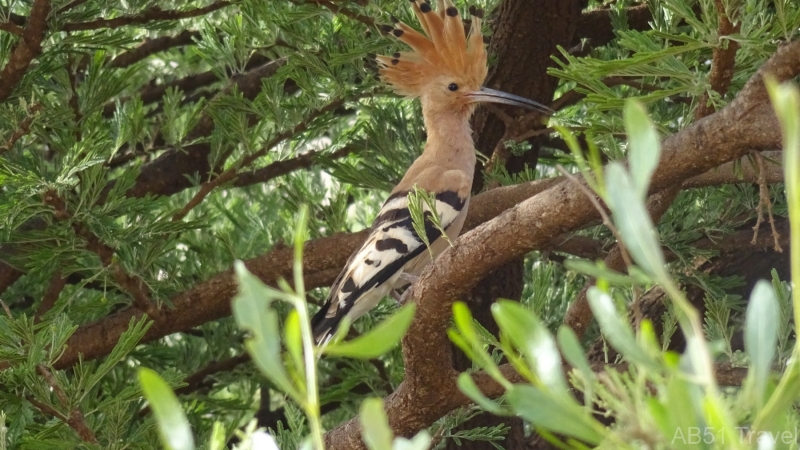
<box><xmin>322</xmin><ymin>40</ymin><xmax>800</xmax><ymax>449</ymax></box>
<box><xmin>62</xmin><ymin>2</ymin><xmax>232</xmax><ymax>32</ymax></box>
<box><xmin>0</xmin><ymin>0</ymin><xmax>51</xmax><ymax>102</ymax></box>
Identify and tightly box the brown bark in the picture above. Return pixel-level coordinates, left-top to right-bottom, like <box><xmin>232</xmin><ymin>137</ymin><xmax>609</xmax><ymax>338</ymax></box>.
<box><xmin>0</xmin><ymin>0</ymin><xmax>51</xmax><ymax>102</ymax></box>
<box><xmin>450</xmin><ymin>0</ymin><xmax>584</xmax><ymax>447</ymax></box>
<box><xmin>323</xmin><ymin>40</ymin><xmax>800</xmax><ymax>449</ymax></box>
<box><xmin>470</xmin><ymin>0</ymin><xmax>582</xmax><ymax>191</ymax></box>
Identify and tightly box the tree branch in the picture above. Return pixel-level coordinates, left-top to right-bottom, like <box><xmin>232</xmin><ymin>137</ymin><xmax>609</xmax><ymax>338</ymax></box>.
<box><xmin>695</xmin><ymin>0</ymin><xmax>741</xmax><ymax>119</ymax></box>
<box><xmin>172</xmin><ymin>95</ymin><xmax>361</xmax><ymax>221</ymax></box>
<box><xmin>233</xmin><ymin>145</ymin><xmax>355</xmax><ymax>188</ymax></box>
<box><xmin>62</xmin><ymin>1</ymin><xmax>232</xmax><ymax>32</ymax></box>
<box><xmin>109</xmin><ymin>30</ymin><xmax>202</xmax><ymax>68</ymax></box>
<box><xmin>42</xmin><ymin>190</ymin><xmax>161</xmax><ymax>320</ymax></box>
<box><xmin>0</xmin><ymin>103</ymin><xmax>43</xmax><ymax>154</ymax></box>
<box><xmin>0</xmin><ymin>0</ymin><xmax>51</xmax><ymax>102</ymax></box>
<box><xmin>34</xmin><ymin>365</ymin><xmax>99</xmax><ymax>444</ymax></box>
<box><xmin>0</xmin><ymin>22</ymin><xmax>24</xmax><ymax>36</ymax></box>
<box><xmin>322</xmin><ymin>40</ymin><xmax>800</xmax><ymax>449</ymax></box>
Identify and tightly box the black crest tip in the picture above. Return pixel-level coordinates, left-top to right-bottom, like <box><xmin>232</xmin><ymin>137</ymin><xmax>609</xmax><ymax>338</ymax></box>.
<box><xmin>420</xmin><ymin>2</ymin><xmax>431</xmax><ymax>12</ymax></box>
<box><xmin>379</xmin><ymin>24</ymin><xmax>394</xmax><ymax>34</ymax></box>
<box><xmin>393</xmin><ymin>52</ymin><xmax>401</xmax><ymax>58</ymax></box>
<box><xmin>390</xmin><ymin>14</ymin><xmax>399</xmax><ymax>23</ymax></box>
<box><xmin>391</xmin><ymin>58</ymin><xmax>399</xmax><ymax>65</ymax></box>
<box><xmin>392</xmin><ymin>28</ymin><xmax>404</xmax><ymax>37</ymax></box>
<box><xmin>446</xmin><ymin>6</ymin><xmax>458</xmax><ymax>17</ymax></box>
<box><xmin>474</xmin><ymin>8</ymin><xmax>485</xmax><ymax>18</ymax></box>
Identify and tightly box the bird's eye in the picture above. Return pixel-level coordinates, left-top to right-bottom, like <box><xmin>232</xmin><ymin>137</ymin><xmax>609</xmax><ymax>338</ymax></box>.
<box><xmin>447</xmin><ymin>83</ymin><xmax>459</xmax><ymax>92</ymax></box>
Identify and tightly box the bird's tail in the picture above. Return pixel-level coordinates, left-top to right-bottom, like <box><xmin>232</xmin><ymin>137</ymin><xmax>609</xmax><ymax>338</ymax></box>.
<box><xmin>310</xmin><ymin>300</ymin><xmax>341</xmax><ymax>345</ymax></box>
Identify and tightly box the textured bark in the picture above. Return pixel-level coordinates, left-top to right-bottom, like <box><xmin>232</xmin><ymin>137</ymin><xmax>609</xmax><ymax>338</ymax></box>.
<box><xmin>323</xmin><ymin>41</ymin><xmax>800</xmax><ymax>449</ymax></box>
<box><xmin>470</xmin><ymin>0</ymin><xmax>582</xmax><ymax>191</ymax></box>
<box><xmin>449</xmin><ymin>1</ymin><xmax>583</xmax><ymax>448</ymax></box>
<box><xmin>446</xmin><ymin>260</ymin><xmax>525</xmax><ymax>450</ymax></box>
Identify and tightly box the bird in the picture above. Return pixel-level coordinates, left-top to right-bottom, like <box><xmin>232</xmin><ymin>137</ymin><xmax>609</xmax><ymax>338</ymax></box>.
<box><xmin>311</xmin><ymin>0</ymin><xmax>552</xmax><ymax>344</ymax></box>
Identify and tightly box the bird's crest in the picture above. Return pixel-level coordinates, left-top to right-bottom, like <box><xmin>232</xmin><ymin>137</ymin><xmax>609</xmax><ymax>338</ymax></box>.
<box><xmin>376</xmin><ymin>0</ymin><xmax>487</xmax><ymax>97</ymax></box>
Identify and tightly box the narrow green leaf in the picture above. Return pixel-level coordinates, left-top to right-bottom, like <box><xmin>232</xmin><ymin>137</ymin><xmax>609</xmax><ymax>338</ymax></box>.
<box><xmin>449</xmin><ymin>302</ymin><xmax>507</xmax><ymax>385</ymax></box>
<box><xmin>360</xmin><ymin>398</ymin><xmax>394</xmax><ymax>450</ymax></box>
<box><xmin>232</xmin><ymin>261</ymin><xmax>300</xmax><ymax>399</ymax></box>
<box><xmin>604</xmin><ymin>163</ymin><xmax>668</xmax><ymax>280</ymax></box>
<box><xmin>323</xmin><ymin>304</ymin><xmax>415</xmax><ymax>359</ymax></box>
<box><xmin>766</xmin><ymin>78</ymin><xmax>800</xmax><ymax>329</ymax></box>
<box><xmin>506</xmin><ymin>385</ymin><xmax>605</xmax><ymax>445</ymax></box>
<box><xmin>284</xmin><ymin>309</ymin><xmax>304</xmax><ymax>375</ymax></box>
<box><xmin>745</xmin><ymin>280</ymin><xmax>779</xmax><ymax>406</ymax></box>
<box><xmin>393</xmin><ymin>432</ymin><xmax>432</xmax><ymax>450</ymax></box>
<box><xmin>209</xmin><ymin>422</ymin><xmax>226</xmax><ymax>450</ymax></box>
<box><xmin>491</xmin><ymin>301</ymin><xmax>568</xmax><ymax>395</ymax></box>
<box><xmin>138</xmin><ymin>368</ymin><xmax>195</xmax><ymax>450</ymax></box>
<box><xmin>623</xmin><ymin>99</ymin><xmax>660</xmax><ymax>199</ymax></box>
<box><xmin>557</xmin><ymin>325</ymin><xmax>595</xmax><ymax>407</ymax></box>
<box><xmin>587</xmin><ymin>287</ymin><xmax>657</xmax><ymax>369</ymax></box>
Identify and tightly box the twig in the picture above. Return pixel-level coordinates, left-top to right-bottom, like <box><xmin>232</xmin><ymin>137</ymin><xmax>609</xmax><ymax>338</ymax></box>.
<box><xmin>750</xmin><ymin>151</ymin><xmax>782</xmax><ymax>252</ymax></box>
<box><xmin>42</xmin><ymin>190</ymin><xmax>162</xmax><ymax>320</ymax></box>
<box><xmin>67</xmin><ymin>56</ymin><xmax>82</xmax><ymax>141</ymax></box>
<box><xmin>139</xmin><ymin>354</ymin><xmax>252</xmax><ymax>417</ymax></box>
<box><xmin>551</xmin><ymin>76</ymin><xmax>691</xmax><ymax>112</ymax></box>
<box><xmin>172</xmin><ymin>95</ymin><xmax>366</xmax><ymax>221</ymax></box>
<box><xmin>555</xmin><ymin>165</ymin><xmax>633</xmax><ymax>267</ymax></box>
<box><xmin>0</xmin><ymin>103</ymin><xmax>44</xmax><ymax>154</ymax></box>
<box><xmin>62</xmin><ymin>2</ymin><xmax>232</xmax><ymax>32</ymax></box>
<box><xmin>563</xmin><ymin>186</ymin><xmax>680</xmax><ymax>338</ymax></box>
<box><xmin>0</xmin><ymin>0</ymin><xmax>51</xmax><ymax>102</ymax></box>
<box><xmin>56</xmin><ymin>0</ymin><xmax>89</xmax><ymax>14</ymax></box>
<box><xmin>0</xmin><ymin>22</ymin><xmax>24</xmax><ymax>36</ymax></box>
<box><xmin>35</xmin><ymin>365</ymin><xmax>99</xmax><ymax>444</ymax></box>
<box><xmin>483</xmin><ymin>105</ymin><xmax>551</xmax><ymax>186</ymax></box>
<box><xmin>0</xmin><ymin>299</ymin><xmax>12</xmax><ymax>318</ymax></box>
<box><xmin>694</xmin><ymin>0</ymin><xmax>740</xmax><ymax>120</ymax></box>
<box><xmin>35</xmin><ymin>271</ymin><xmax>67</xmax><ymax>322</ymax></box>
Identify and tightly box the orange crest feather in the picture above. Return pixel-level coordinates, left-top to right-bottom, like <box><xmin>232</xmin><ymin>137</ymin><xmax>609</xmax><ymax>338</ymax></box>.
<box><xmin>377</xmin><ymin>0</ymin><xmax>487</xmax><ymax>97</ymax></box>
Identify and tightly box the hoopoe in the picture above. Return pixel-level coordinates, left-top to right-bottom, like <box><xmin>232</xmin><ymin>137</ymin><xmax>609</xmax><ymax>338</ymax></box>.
<box><xmin>311</xmin><ymin>0</ymin><xmax>551</xmax><ymax>344</ymax></box>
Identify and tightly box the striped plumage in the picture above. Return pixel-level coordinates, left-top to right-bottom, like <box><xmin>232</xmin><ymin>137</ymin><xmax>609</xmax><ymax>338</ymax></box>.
<box><xmin>311</xmin><ymin>0</ymin><xmax>551</xmax><ymax>344</ymax></box>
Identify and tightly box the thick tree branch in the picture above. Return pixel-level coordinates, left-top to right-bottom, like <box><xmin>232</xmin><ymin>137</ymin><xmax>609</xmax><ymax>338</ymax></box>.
<box><xmin>322</xmin><ymin>40</ymin><xmax>800</xmax><ymax>449</ymax></box>
<box><xmin>62</xmin><ymin>2</ymin><xmax>232</xmax><ymax>32</ymax></box>
<box><xmin>0</xmin><ymin>22</ymin><xmax>24</xmax><ymax>36</ymax></box>
<box><xmin>0</xmin><ymin>0</ymin><xmax>51</xmax><ymax>102</ymax></box>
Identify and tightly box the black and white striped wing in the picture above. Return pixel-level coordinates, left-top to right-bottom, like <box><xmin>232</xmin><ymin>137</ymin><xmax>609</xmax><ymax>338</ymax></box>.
<box><xmin>311</xmin><ymin>189</ymin><xmax>466</xmax><ymax>343</ymax></box>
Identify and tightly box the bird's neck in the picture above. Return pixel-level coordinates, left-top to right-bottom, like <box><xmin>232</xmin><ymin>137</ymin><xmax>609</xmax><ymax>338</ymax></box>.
<box><xmin>420</xmin><ymin>111</ymin><xmax>476</xmax><ymax>175</ymax></box>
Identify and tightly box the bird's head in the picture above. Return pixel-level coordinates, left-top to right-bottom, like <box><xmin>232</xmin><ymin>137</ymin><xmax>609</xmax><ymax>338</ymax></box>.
<box><xmin>376</xmin><ymin>0</ymin><xmax>551</xmax><ymax>119</ymax></box>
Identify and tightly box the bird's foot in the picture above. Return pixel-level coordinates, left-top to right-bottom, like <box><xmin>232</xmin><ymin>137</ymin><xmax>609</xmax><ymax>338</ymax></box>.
<box><xmin>399</xmin><ymin>273</ymin><xmax>419</xmax><ymax>285</ymax></box>
<box><xmin>397</xmin><ymin>287</ymin><xmax>413</xmax><ymax>306</ymax></box>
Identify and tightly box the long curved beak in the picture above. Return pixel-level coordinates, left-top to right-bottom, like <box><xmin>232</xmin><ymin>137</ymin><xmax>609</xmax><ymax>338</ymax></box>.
<box><xmin>465</xmin><ymin>87</ymin><xmax>553</xmax><ymax>115</ymax></box>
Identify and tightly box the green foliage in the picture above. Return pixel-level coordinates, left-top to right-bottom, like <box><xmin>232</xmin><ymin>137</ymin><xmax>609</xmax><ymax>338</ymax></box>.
<box><xmin>449</xmin><ymin>92</ymin><xmax>800</xmax><ymax>448</ymax></box>
<box><xmin>1</xmin><ymin>0</ymin><xmax>798</xmax><ymax>448</ymax></box>
<box><xmin>407</xmin><ymin>186</ymin><xmax>453</xmax><ymax>258</ymax></box>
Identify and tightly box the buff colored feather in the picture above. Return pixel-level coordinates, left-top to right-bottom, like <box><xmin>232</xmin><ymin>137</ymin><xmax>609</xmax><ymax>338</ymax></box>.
<box><xmin>377</xmin><ymin>0</ymin><xmax>487</xmax><ymax>99</ymax></box>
